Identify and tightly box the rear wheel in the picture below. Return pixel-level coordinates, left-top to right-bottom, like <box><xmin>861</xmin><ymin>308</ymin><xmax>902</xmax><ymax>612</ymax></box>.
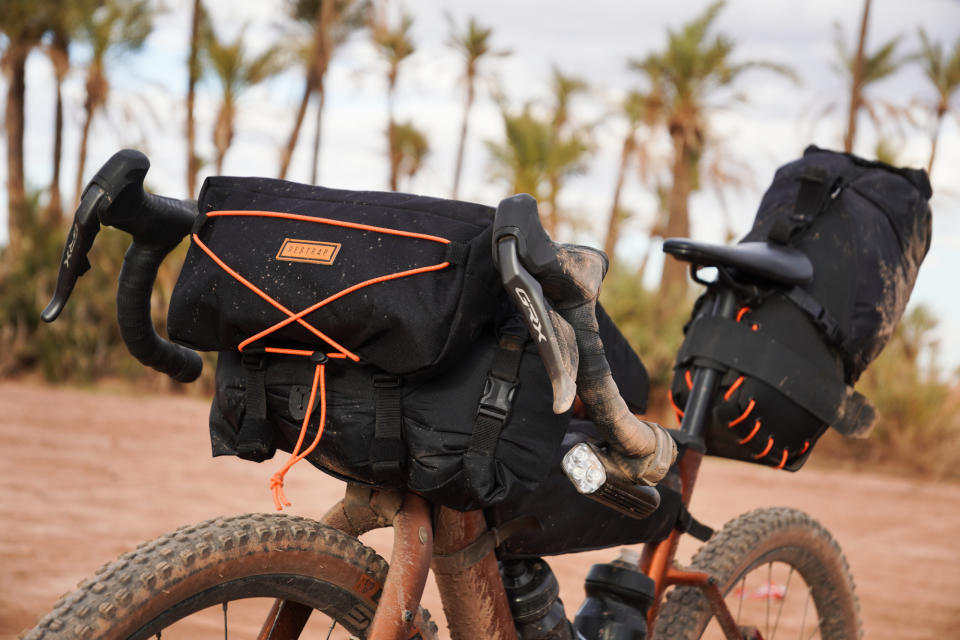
<box><xmin>654</xmin><ymin>507</ymin><xmax>861</xmax><ymax>640</ymax></box>
<box><xmin>22</xmin><ymin>513</ymin><xmax>437</xmax><ymax>639</ymax></box>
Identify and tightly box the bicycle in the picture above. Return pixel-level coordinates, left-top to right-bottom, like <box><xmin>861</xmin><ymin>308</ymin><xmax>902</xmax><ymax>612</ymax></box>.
<box><xmin>24</xmin><ymin>150</ymin><xmax>861</xmax><ymax>640</ymax></box>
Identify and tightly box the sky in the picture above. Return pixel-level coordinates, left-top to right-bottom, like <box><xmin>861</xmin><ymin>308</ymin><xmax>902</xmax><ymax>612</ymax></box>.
<box><xmin>3</xmin><ymin>0</ymin><xmax>960</xmax><ymax>372</ymax></box>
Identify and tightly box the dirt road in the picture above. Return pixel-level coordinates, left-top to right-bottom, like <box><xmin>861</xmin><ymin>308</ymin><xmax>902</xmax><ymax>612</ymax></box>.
<box><xmin>2</xmin><ymin>381</ymin><xmax>958</xmax><ymax>639</ymax></box>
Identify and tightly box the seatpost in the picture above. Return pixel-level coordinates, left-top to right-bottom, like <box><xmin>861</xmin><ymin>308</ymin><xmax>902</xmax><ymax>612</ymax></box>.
<box><xmin>679</xmin><ymin>287</ymin><xmax>739</xmax><ymax>441</ymax></box>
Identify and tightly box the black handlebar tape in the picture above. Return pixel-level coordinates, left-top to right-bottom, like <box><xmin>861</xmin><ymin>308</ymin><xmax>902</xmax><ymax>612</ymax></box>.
<box><xmin>117</xmin><ymin>242</ymin><xmax>203</xmax><ymax>383</ymax></box>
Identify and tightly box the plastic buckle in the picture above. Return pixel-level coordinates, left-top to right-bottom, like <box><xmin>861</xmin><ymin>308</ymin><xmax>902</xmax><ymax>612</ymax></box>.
<box><xmin>241</xmin><ymin>351</ymin><xmax>267</xmax><ymax>370</ymax></box>
<box><xmin>477</xmin><ymin>374</ymin><xmax>518</xmax><ymax>423</ymax></box>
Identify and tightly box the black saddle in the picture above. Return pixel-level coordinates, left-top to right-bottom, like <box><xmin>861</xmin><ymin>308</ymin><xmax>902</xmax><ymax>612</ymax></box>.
<box><xmin>662</xmin><ymin>238</ymin><xmax>813</xmax><ymax>285</ymax></box>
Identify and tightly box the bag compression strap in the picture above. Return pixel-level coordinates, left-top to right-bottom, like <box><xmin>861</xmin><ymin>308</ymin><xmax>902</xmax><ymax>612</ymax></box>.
<box><xmin>768</xmin><ymin>166</ymin><xmax>838</xmax><ymax>245</ymax></box>
<box><xmin>677</xmin><ymin>314</ymin><xmax>876</xmax><ymax>438</ymax></box>
<box><xmin>236</xmin><ymin>352</ymin><xmax>275</xmax><ymax>462</ymax></box>
<box><xmin>468</xmin><ymin>333</ymin><xmax>526</xmax><ymax>458</ymax></box>
<box><xmin>372</xmin><ymin>375</ymin><xmax>404</xmax><ymax>474</ymax></box>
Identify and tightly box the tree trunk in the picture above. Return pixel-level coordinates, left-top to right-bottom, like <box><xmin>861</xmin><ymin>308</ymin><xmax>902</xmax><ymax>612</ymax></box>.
<box><xmin>279</xmin><ymin>82</ymin><xmax>312</xmax><ymax>180</ymax></box>
<box><xmin>659</xmin><ymin>130</ymin><xmax>692</xmax><ymax>295</ymax></box>
<box><xmin>927</xmin><ymin>105</ymin><xmax>945</xmax><ymax>174</ymax></box>
<box><xmin>452</xmin><ymin>79</ymin><xmax>475</xmax><ymax>199</ymax></box>
<box><xmin>310</xmin><ymin>87</ymin><xmax>325</xmax><ymax>184</ymax></box>
<box><xmin>279</xmin><ymin>1</ymin><xmax>325</xmax><ymax>181</ymax></box>
<box><xmin>44</xmin><ymin>32</ymin><xmax>70</xmax><ymax>228</ymax></box>
<box><xmin>544</xmin><ymin>176</ymin><xmax>559</xmax><ymax>237</ymax></box>
<box><xmin>4</xmin><ymin>43</ymin><xmax>31</xmax><ymax>259</ymax></box>
<box><xmin>186</xmin><ymin>0</ymin><xmax>202</xmax><ymax>197</ymax></box>
<box><xmin>387</xmin><ymin>78</ymin><xmax>398</xmax><ymax>191</ymax></box>
<box><xmin>844</xmin><ymin>0</ymin><xmax>872</xmax><ymax>153</ymax></box>
<box><xmin>603</xmin><ymin>134</ymin><xmax>634</xmax><ymax>260</ymax></box>
<box><xmin>74</xmin><ymin>105</ymin><xmax>94</xmax><ymax>211</ymax></box>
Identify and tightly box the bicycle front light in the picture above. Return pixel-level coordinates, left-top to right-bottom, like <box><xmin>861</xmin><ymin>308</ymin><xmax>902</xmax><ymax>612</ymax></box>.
<box><xmin>562</xmin><ymin>442</ymin><xmax>661</xmax><ymax>520</ymax></box>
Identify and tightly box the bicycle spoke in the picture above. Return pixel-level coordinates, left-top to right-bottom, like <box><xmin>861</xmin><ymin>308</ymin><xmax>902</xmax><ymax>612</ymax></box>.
<box><xmin>736</xmin><ymin>575</ymin><xmax>747</xmax><ymax>622</ymax></box>
<box><xmin>799</xmin><ymin>588</ymin><xmax>811</xmax><ymax>640</ymax></box>
<box><xmin>222</xmin><ymin>602</ymin><xmax>228</xmax><ymax>640</ymax></box>
<box><xmin>325</xmin><ymin>619</ymin><xmax>337</xmax><ymax>640</ymax></box>
<box><xmin>770</xmin><ymin>564</ymin><xmax>794</xmax><ymax>640</ymax></box>
<box><xmin>765</xmin><ymin>562</ymin><xmax>772</xmax><ymax>637</ymax></box>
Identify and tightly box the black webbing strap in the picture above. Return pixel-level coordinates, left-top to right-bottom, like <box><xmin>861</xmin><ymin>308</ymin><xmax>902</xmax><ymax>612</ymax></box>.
<box><xmin>468</xmin><ymin>334</ymin><xmax>526</xmax><ymax>457</ymax></box>
<box><xmin>677</xmin><ymin>506</ymin><xmax>714</xmax><ymax>542</ymax></box>
<box><xmin>677</xmin><ymin>315</ymin><xmax>875</xmax><ymax>437</ymax></box>
<box><xmin>785</xmin><ymin>286</ymin><xmax>847</xmax><ymax>349</ymax></box>
<box><xmin>769</xmin><ymin>166</ymin><xmax>836</xmax><ymax>245</ymax></box>
<box><xmin>372</xmin><ymin>374</ymin><xmax>404</xmax><ymax>474</ymax></box>
<box><xmin>444</xmin><ymin>241</ymin><xmax>470</xmax><ymax>265</ymax></box>
<box><xmin>236</xmin><ymin>352</ymin><xmax>275</xmax><ymax>461</ymax></box>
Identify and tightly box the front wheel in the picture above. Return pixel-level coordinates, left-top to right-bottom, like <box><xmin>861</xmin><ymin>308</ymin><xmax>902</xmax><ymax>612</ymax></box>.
<box><xmin>22</xmin><ymin>513</ymin><xmax>437</xmax><ymax>639</ymax></box>
<box><xmin>653</xmin><ymin>507</ymin><xmax>861</xmax><ymax>640</ymax></box>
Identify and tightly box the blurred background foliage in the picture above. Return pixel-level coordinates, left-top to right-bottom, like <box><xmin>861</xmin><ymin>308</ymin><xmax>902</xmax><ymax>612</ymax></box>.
<box><xmin>1</xmin><ymin>0</ymin><xmax>958</xmax><ymax>480</ymax></box>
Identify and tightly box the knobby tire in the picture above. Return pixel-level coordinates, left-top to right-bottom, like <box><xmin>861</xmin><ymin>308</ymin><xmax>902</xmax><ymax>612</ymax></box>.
<box><xmin>653</xmin><ymin>507</ymin><xmax>861</xmax><ymax>640</ymax></box>
<box><xmin>21</xmin><ymin>513</ymin><xmax>438</xmax><ymax>639</ymax></box>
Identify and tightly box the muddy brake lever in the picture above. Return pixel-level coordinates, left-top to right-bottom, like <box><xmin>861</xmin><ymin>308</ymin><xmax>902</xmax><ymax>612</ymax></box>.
<box><xmin>493</xmin><ymin>194</ymin><xmax>578</xmax><ymax>414</ymax></box>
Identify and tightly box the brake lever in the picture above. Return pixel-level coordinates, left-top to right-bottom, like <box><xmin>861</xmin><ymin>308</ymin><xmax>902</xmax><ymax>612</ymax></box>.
<box><xmin>41</xmin><ymin>149</ymin><xmax>192</xmax><ymax>323</ymax></box>
<box><xmin>493</xmin><ymin>194</ymin><xmax>577</xmax><ymax>414</ymax></box>
<box><xmin>496</xmin><ymin>238</ymin><xmax>577</xmax><ymax>413</ymax></box>
<box><xmin>41</xmin><ymin>185</ymin><xmax>107</xmax><ymax>322</ymax></box>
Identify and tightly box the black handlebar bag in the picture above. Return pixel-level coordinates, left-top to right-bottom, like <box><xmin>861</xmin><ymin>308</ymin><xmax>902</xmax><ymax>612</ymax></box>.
<box><xmin>168</xmin><ymin>176</ymin><xmax>504</xmax><ymax>376</ymax></box>
<box><xmin>671</xmin><ymin>146</ymin><xmax>932</xmax><ymax>470</ymax></box>
<box><xmin>169</xmin><ymin>176</ymin><xmax>654</xmax><ymax>511</ymax></box>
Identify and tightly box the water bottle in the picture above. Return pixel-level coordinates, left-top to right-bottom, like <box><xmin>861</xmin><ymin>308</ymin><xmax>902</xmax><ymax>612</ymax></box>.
<box><xmin>502</xmin><ymin>557</ymin><xmax>576</xmax><ymax>639</ymax></box>
<box><xmin>573</xmin><ymin>549</ymin><xmax>655</xmax><ymax>640</ymax></box>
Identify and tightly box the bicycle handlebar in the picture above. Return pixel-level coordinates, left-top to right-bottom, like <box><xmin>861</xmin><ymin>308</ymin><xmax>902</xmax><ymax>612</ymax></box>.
<box><xmin>42</xmin><ymin>149</ymin><xmax>203</xmax><ymax>383</ymax></box>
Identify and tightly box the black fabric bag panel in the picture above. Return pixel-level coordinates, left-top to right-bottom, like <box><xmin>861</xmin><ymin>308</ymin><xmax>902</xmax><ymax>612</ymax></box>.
<box><xmin>209</xmin><ymin>326</ymin><xmax>571</xmax><ymax>511</ymax></box>
<box><xmin>742</xmin><ymin>145</ymin><xmax>932</xmax><ymax>382</ymax></box>
<box><xmin>487</xmin><ymin>420</ymin><xmax>681</xmax><ymax>557</ymax></box>
<box><xmin>670</xmin><ymin>148</ymin><xmax>930</xmax><ymax>469</ymax></box>
<box><xmin>169</xmin><ymin>177</ymin><xmax>503</xmax><ymax>375</ymax></box>
<box><xmin>672</xmin><ymin>291</ymin><xmax>860</xmax><ymax>470</ymax></box>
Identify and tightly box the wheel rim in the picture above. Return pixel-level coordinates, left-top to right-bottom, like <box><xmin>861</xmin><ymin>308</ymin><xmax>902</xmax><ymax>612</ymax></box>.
<box><xmin>129</xmin><ymin>574</ymin><xmax>375</xmax><ymax>639</ymax></box>
<box><xmin>699</xmin><ymin>560</ymin><xmax>823</xmax><ymax>640</ymax></box>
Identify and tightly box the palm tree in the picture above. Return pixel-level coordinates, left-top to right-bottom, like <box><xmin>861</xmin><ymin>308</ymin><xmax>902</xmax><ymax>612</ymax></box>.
<box><xmin>202</xmin><ymin>25</ymin><xmax>288</xmax><ymax>174</ymax></box>
<box><xmin>185</xmin><ymin>0</ymin><xmax>207</xmax><ymax>197</ymax></box>
<box><xmin>44</xmin><ymin>27</ymin><xmax>70</xmax><ymax>225</ymax></box>
<box><xmin>543</xmin><ymin>69</ymin><xmax>590</xmax><ymax>235</ymax></box>
<box><xmin>603</xmin><ymin>88</ymin><xmax>662</xmax><ymax>261</ymax></box>
<box><xmin>391</xmin><ymin>120</ymin><xmax>429</xmax><ymax>190</ymax></box>
<box><xmin>73</xmin><ymin>0</ymin><xmax>153</xmax><ymax>209</ymax></box>
<box><xmin>447</xmin><ymin>15</ymin><xmax>508</xmax><ymax>199</ymax></box>
<box><xmin>486</xmin><ymin>106</ymin><xmax>552</xmax><ymax>201</ymax></box>
<box><xmin>0</xmin><ymin>0</ymin><xmax>52</xmax><ymax>258</ymax></box>
<box><xmin>278</xmin><ymin>0</ymin><xmax>367</xmax><ymax>182</ymax></box>
<box><xmin>834</xmin><ymin>0</ymin><xmax>912</xmax><ymax>153</ymax></box>
<box><xmin>916</xmin><ymin>28</ymin><xmax>960</xmax><ymax>174</ymax></box>
<box><xmin>486</xmin><ymin>100</ymin><xmax>590</xmax><ymax>236</ymax></box>
<box><xmin>42</xmin><ymin>0</ymin><xmax>99</xmax><ymax>225</ymax></box>
<box><xmin>630</xmin><ymin>0</ymin><xmax>794</xmax><ymax>293</ymax></box>
<box><xmin>371</xmin><ymin>9</ymin><xmax>415</xmax><ymax>190</ymax></box>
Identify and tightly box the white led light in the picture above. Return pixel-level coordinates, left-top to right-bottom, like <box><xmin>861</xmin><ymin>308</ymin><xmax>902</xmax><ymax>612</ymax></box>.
<box><xmin>562</xmin><ymin>443</ymin><xmax>607</xmax><ymax>494</ymax></box>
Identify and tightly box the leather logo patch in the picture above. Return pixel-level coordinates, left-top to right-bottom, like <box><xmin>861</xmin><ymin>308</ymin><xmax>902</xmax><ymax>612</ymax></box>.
<box><xmin>276</xmin><ymin>239</ymin><xmax>341</xmax><ymax>265</ymax></box>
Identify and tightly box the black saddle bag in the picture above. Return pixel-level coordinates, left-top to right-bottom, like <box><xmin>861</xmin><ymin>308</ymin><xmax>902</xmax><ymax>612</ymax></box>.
<box><xmin>671</xmin><ymin>146</ymin><xmax>932</xmax><ymax>470</ymax></box>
